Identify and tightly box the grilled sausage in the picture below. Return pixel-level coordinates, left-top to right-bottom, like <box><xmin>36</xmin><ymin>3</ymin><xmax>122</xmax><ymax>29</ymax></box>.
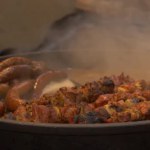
<box><xmin>33</xmin><ymin>71</ymin><xmax>67</xmax><ymax>99</ymax></box>
<box><xmin>0</xmin><ymin>83</ymin><xmax>10</xmax><ymax>98</ymax></box>
<box><xmin>0</xmin><ymin>101</ymin><xmax>5</xmax><ymax>116</ymax></box>
<box><xmin>0</xmin><ymin>57</ymin><xmax>33</xmax><ymax>72</ymax></box>
<box><xmin>31</xmin><ymin>61</ymin><xmax>47</xmax><ymax>77</ymax></box>
<box><xmin>0</xmin><ymin>65</ymin><xmax>34</xmax><ymax>83</ymax></box>
<box><xmin>0</xmin><ymin>62</ymin><xmax>46</xmax><ymax>84</ymax></box>
<box><xmin>6</xmin><ymin>80</ymin><xmax>34</xmax><ymax>112</ymax></box>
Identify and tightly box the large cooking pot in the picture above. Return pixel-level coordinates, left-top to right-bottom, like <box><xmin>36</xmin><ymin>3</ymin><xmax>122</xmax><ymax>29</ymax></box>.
<box><xmin>0</xmin><ymin>51</ymin><xmax>150</xmax><ymax>150</ymax></box>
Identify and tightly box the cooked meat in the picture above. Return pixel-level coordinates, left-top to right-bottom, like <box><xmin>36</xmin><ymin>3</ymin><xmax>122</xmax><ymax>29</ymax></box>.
<box><xmin>0</xmin><ymin>57</ymin><xmax>33</xmax><ymax>72</ymax></box>
<box><xmin>0</xmin><ymin>65</ymin><xmax>34</xmax><ymax>83</ymax></box>
<box><xmin>0</xmin><ymin>101</ymin><xmax>5</xmax><ymax>116</ymax></box>
<box><xmin>31</xmin><ymin>61</ymin><xmax>47</xmax><ymax>77</ymax></box>
<box><xmin>0</xmin><ymin>83</ymin><xmax>10</xmax><ymax>98</ymax></box>
<box><xmin>6</xmin><ymin>80</ymin><xmax>34</xmax><ymax>112</ymax></box>
<box><xmin>37</xmin><ymin>78</ymin><xmax>113</xmax><ymax>107</ymax></box>
<box><xmin>10</xmin><ymin>72</ymin><xmax>150</xmax><ymax>124</ymax></box>
<box><xmin>33</xmin><ymin>71</ymin><xmax>67</xmax><ymax>99</ymax></box>
<box><xmin>32</xmin><ymin>104</ymin><xmax>50</xmax><ymax>123</ymax></box>
<box><xmin>1</xmin><ymin>56</ymin><xmax>150</xmax><ymax>124</ymax></box>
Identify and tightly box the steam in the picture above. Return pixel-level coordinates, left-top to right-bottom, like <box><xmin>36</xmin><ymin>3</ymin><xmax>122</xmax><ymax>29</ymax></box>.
<box><xmin>39</xmin><ymin>1</ymin><xmax>150</xmax><ymax>80</ymax></box>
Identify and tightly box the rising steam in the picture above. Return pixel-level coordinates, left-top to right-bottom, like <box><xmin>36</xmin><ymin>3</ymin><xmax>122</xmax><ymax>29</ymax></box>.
<box><xmin>38</xmin><ymin>0</ymin><xmax>150</xmax><ymax>80</ymax></box>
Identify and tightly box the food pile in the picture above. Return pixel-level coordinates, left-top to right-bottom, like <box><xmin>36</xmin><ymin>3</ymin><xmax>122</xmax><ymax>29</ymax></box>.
<box><xmin>0</xmin><ymin>57</ymin><xmax>150</xmax><ymax>124</ymax></box>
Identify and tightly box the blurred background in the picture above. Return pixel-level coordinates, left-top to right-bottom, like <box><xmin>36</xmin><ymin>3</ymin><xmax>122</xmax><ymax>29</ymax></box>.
<box><xmin>1</xmin><ymin>0</ymin><xmax>150</xmax><ymax>51</ymax></box>
<box><xmin>1</xmin><ymin>0</ymin><xmax>150</xmax><ymax>79</ymax></box>
<box><xmin>0</xmin><ymin>0</ymin><xmax>75</xmax><ymax>51</ymax></box>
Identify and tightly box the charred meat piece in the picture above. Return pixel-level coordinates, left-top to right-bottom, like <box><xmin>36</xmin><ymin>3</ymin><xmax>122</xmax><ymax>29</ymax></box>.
<box><xmin>83</xmin><ymin>111</ymin><xmax>103</xmax><ymax>124</ymax></box>
<box><xmin>75</xmin><ymin>108</ymin><xmax>110</xmax><ymax>124</ymax></box>
<box><xmin>79</xmin><ymin>81</ymin><xmax>103</xmax><ymax>103</ymax></box>
<box><xmin>111</xmin><ymin>73</ymin><xmax>134</xmax><ymax>86</ymax></box>
<box><xmin>100</xmin><ymin>77</ymin><xmax>115</xmax><ymax>94</ymax></box>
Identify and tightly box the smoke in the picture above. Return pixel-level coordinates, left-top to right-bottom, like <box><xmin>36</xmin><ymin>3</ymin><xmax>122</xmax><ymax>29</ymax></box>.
<box><xmin>38</xmin><ymin>1</ymin><xmax>150</xmax><ymax>80</ymax></box>
<box><xmin>76</xmin><ymin>0</ymin><xmax>150</xmax><ymax>18</ymax></box>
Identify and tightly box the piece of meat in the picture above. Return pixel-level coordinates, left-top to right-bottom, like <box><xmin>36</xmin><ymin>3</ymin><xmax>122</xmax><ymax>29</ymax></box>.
<box><xmin>100</xmin><ymin>77</ymin><xmax>115</xmax><ymax>94</ymax></box>
<box><xmin>0</xmin><ymin>101</ymin><xmax>5</xmax><ymax>116</ymax></box>
<box><xmin>32</xmin><ymin>104</ymin><xmax>50</xmax><ymax>123</ymax></box>
<box><xmin>111</xmin><ymin>73</ymin><xmax>134</xmax><ymax>86</ymax></box>
<box><xmin>6</xmin><ymin>80</ymin><xmax>34</xmax><ymax>112</ymax></box>
<box><xmin>0</xmin><ymin>65</ymin><xmax>34</xmax><ymax>83</ymax></box>
<box><xmin>0</xmin><ymin>57</ymin><xmax>33</xmax><ymax>72</ymax></box>
<box><xmin>0</xmin><ymin>83</ymin><xmax>10</xmax><ymax>98</ymax></box>
<box><xmin>14</xmin><ymin>106</ymin><xmax>29</xmax><ymax>122</ymax></box>
<box><xmin>94</xmin><ymin>94</ymin><xmax>113</xmax><ymax>107</ymax></box>
<box><xmin>5</xmin><ymin>71</ymin><xmax>150</xmax><ymax>124</ymax></box>
<box><xmin>31</xmin><ymin>61</ymin><xmax>47</xmax><ymax>77</ymax></box>
<box><xmin>37</xmin><ymin>78</ymin><xmax>115</xmax><ymax>108</ymax></box>
<box><xmin>61</xmin><ymin>106</ymin><xmax>79</xmax><ymax>123</ymax></box>
<box><xmin>33</xmin><ymin>71</ymin><xmax>67</xmax><ymax>99</ymax></box>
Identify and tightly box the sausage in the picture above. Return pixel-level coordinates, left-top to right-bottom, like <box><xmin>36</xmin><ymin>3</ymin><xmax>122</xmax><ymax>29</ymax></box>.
<box><xmin>0</xmin><ymin>57</ymin><xmax>47</xmax><ymax>79</ymax></box>
<box><xmin>0</xmin><ymin>101</ymin><xmax>5</xmax><ymax>116</ymax></box>
<box><xmin>0</xmin><ymin>65</ymin><xmax>35</xmax><ymax>83</ymax></box>
<box><xmin>0</xmin><ymin>83</ymin><xmax>10</xmax><ymax>97</ymax></box>
<box><xmin>6</xmin><ymin>80</ymin><xmax>34</xmax><ymax>112</ymax></box>
<box><xmin>31</xmin><ymin>61</ymin><xmax>47</xmax><ymax>77</ymax></box>
<box><xmin>33</xmin><ymin>71</ymin><xmax>67</xmax><ymax>99</ymax></box>
<box><xmin>0</xmin><ymin>57</ymin><xmax>33</xmax><ymax>72</ymax></box>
